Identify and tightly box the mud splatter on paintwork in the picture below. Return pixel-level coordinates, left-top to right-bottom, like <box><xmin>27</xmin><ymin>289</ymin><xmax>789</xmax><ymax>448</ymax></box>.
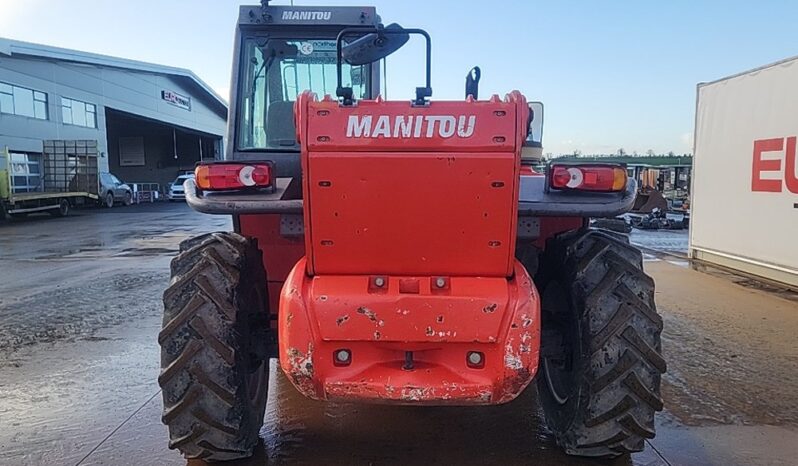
<box><xmin>286</xmin><ymin>344</ymin><xmax>315</xmax><ymax>397</ymax></box>
<box><xmin>356</xmin><ymin>306</ymin><xmax>378</xmax><ymax>322</ymax></box>
<box><xmin>504</xmin><ymin>345</ymin><xmax>524</xmax><ymax>370</ymax></box>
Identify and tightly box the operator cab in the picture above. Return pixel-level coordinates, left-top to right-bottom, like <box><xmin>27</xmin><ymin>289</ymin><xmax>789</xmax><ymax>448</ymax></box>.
<box><xmin>229</xmin><ymin>3</ymin><xmax>545</xmax><ymax>177</ymax></box>
<box><xmin>229</xmin><ymin>3</ymin><xmax>383</xmax><ymax>177</ymax></box>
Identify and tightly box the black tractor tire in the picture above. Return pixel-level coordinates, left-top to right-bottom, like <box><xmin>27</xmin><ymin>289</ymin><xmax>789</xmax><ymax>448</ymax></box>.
<box><xmin>536</xmin><ymin>228</ymin><xmax>665</xmax><ymax>458</ymax></box>
<box><xmin>159</xmin><ymin>232</ymin><xmax>270</xmax><ymax>461</ymax></box>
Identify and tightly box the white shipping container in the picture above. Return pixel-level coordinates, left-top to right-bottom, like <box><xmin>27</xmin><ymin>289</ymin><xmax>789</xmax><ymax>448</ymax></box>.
<box><xmin>690</xmin><ymin>57</ymin><xmax>798</xmax><ymax>287</ymax></box>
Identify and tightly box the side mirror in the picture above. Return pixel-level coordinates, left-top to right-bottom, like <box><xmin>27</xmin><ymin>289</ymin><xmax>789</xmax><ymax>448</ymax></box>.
<box><xmin>337</xmin><ymin>25</ymin><xmax>431</xmax><ymax>106</ymax></box>
<box><xmin>341</xmin><ymin>23</ymin><xmax>409</xmax><ymax>65</ymax></box>
<box><xmin>522</xmin><ymin>102</ymin><xmax>544</xmax><ymax>162</ymax></box>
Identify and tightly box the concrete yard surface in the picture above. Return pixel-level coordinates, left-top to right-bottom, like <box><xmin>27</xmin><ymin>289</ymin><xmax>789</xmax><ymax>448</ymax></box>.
<box><xmin>1</xmin><ymin>205</ymin><xmax>797</xmax><ymax>465</ymax></box>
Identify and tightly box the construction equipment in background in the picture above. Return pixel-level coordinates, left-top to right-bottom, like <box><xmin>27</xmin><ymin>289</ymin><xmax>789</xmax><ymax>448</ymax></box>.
<box><xmin>625</xmin><ymin>164</ymin><xmax>690</xmax><ymax>230</ymax></box>
<box><xmin>629</xmin><ymin>164</ymin><xmax>691</xmax><ymax>213</ymax></box>
<box><xmin>632</xmin><ymin>188</ymin><xmax>669</xmax><ymax>214</ymax></box>
<box><xmin>157</xmin><ymin>3</ymin><xmax>665</xmax><ymax>462</ymax></box>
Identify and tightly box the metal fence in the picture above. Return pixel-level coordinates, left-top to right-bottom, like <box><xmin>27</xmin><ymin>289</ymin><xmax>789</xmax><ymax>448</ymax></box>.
<box><xmin>129</xmin><ymin>182</ymin><xmax>161</xmax><ymax>204</ymax></box>
<box><xmin>42</xmin><ymin>140</ymin><xmax>99</xmax><ymax>195</ymax></box>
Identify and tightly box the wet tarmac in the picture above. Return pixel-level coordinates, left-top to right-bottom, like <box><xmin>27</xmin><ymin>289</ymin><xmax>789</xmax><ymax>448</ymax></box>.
<box><xmin>629</xmin><ymin>228</ymin><xmax>689</xmax><ymax>257</ymax></box>
<box><xmin>1</xmin><ymin>204</ymin><xmax>797</xmax><ymax>465</ymax></box>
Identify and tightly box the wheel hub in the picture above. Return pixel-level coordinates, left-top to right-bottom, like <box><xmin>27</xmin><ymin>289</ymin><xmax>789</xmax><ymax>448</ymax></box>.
<box><xmin>540</xmin><ymin>282</ymin><xmax>579</xmax><ymax>406</ymax></box>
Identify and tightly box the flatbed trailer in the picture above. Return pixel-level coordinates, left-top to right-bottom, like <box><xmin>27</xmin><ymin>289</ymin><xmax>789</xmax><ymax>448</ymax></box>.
<box><xmin>2</xmin><ymin>191</ymin><xmax>98</xmax><ymax>217</ymax></box>
<box><xmin>0</xmin><ymin>141</ymin><xmax>100</xmax><ymax>219</ymax></box>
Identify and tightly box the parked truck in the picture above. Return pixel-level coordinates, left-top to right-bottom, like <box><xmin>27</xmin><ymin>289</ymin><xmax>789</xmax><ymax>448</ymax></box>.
<box><xmin>0</xmin><ymin>140</ymin><xmax>99</xmax><ymax>219</ymax></box>
<box><xmin>690</xmin><ymin>57</ymin><xmax>798</xmax><ymax>287</ymax></box>
<box><xmin>158</xmin><ymin>3</ymin><xmax>666</xmax><ymax>462</ymax></box>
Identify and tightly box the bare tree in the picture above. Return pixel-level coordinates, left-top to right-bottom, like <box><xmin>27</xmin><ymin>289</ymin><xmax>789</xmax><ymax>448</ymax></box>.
<box><xmin>646</xmin><ymin>149</ymin><xmax>656</xmax><ymax>157</ymax></box>
<box><xmin>617</xmin><ymin>148</ymin><xmax>626</xmax><ymax>156</ymax></box>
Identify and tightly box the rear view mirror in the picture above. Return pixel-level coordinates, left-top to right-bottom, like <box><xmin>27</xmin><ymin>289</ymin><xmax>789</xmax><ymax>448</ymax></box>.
<box><xmin>341</xmin><ymin>23</ymin><xmax>409</xmax><ymax>65</ymax></box>
<box><xmin>527</xmin><ymin>102</ymin><xmax>544</xmax><ymax>147</ymax></box>
<box><xmin>337</xmin><ymin>24</ymin><xmax>430</xmax><ymax>106</ymax></box>
<box><xmin>523</xmin><ymin>102</ymin><xmax>544</xmax><ymax>162</ymax></box>
<box><xmin>264</xmin><ymin>41</ymin><xmax>298</xmax><ymax>60</ymax></box>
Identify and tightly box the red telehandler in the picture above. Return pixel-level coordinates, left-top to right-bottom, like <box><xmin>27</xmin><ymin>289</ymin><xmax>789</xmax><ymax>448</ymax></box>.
<box><xmin>158</xmin><ymin>3</ymin><xmax>665</xmax><ymax>461</ymax></box>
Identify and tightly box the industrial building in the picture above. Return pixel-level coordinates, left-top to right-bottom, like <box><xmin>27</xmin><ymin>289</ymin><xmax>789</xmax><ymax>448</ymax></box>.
<box><xmin>0</xmin><ymin>37</ymin><xmax>227</xmax><ymax>192</ymax></box>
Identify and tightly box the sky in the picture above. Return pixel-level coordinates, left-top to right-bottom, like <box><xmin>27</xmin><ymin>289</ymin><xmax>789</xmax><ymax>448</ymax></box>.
<box><xmin>1</xmin><ymin>0</ymin><xmax>797</xmax><ymax>155</ymax></box>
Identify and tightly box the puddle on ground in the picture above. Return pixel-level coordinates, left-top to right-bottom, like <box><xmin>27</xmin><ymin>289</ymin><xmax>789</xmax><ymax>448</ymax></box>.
<box><xmin>84</xmin><ymin>365</ymin><xmax>665</xmax><ymax>466</ymax></box>
<box><xmin>178</xmin><ymin>364</ymin><xmax>662</xmax><ymax>466</ymax></box>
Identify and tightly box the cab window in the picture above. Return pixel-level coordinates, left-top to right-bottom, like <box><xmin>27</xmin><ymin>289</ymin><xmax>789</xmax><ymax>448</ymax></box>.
<box><xmin>237</xmin><ymin>38</ymin><xmax>369</xmax><ymax>150</ymax></box>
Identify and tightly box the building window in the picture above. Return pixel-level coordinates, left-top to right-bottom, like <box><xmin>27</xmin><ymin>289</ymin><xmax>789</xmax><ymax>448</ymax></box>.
<box><xmin>0</xmin><ymin>81</ymin><xmax>48</xmax><ymax>120</ymax></box>
<box><xmin>9</xmin><ymin>152</ymin><xmax>43</xmax><ymax>193</ymax></box>
<box><xmin>61</xmin><ymin>97</ymin><xmax>97</xmax><ymax>128</ymax></box>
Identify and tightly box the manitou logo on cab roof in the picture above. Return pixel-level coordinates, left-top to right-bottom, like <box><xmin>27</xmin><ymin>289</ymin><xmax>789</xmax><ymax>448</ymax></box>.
<box><xmin>345</xmin><ymin>115</ymin><xmax>476</xmax><ymax>138</ymax></box>
<box><xmin>282</xmin><ymin>10</ymin><xmax>332</xmax><ymax>21</ymax></box>
<box><xmin>751</xmin><ymin>137</ymin><xmax>798</xmax><ymax>193</ymax></box>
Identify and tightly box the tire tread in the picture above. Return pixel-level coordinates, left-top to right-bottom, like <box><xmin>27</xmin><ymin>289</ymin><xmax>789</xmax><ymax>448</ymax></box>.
<box><xmin>536</xmin><ymin>228</ymin><xmax>665</xmax><ymax>458</ymax></box>
<box><xmin>159</xmin><ymin>232</ymin><xmax>268</xmax><ymax>462</ymax></box>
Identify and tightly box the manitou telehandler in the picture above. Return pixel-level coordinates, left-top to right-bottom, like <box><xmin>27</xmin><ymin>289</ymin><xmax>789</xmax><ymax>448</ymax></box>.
<box><xmin>159</xmin><ymin>2</ymin><xmax>665</xmax><ymax>461</ymax></box>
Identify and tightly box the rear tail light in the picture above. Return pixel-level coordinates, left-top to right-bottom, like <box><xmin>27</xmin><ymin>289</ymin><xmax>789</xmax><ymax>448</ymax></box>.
<box><xmin>550</xmin><ymin>164</ymin><xmax>627</xmax><ymax>192</ymax></box>
<box><xmin>195</xmin><ymin>163</ymin><xmax>272</xmax><ymax>191</ymax></box>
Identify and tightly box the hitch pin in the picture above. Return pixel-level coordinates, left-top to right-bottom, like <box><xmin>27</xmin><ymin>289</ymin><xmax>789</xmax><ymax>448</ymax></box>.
<box><xmin>403</xmin><ymin>351</ymin><xmax>414</xmax><ymax>371</ymax></box>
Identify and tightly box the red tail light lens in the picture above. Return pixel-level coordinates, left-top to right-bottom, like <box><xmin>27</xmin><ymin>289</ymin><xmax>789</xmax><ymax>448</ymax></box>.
<box><xmin>550</xmin><ymin>164</ymin><xmax>627</xmax><ymax>192</ymax></box>
<box><xmin>195</xmin><ymin>163</ymin><xmax>272</xmax><ymax>191</ymax></box>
